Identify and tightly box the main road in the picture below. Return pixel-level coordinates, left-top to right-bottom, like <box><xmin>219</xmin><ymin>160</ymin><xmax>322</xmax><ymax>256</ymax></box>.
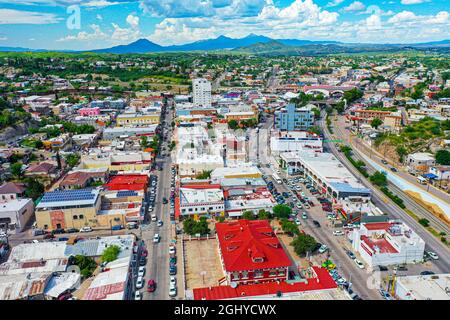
<box><xmin>321</xmin><ymin>111</ymin><xmax>450</xmax><ymax>274</ymax></box>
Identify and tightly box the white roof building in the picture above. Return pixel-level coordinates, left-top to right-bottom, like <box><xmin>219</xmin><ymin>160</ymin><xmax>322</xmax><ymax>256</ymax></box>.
<box><xmin>395</xmin><ymin>273</ymin><xmax>450</xmax><ymax>300</ymax></box>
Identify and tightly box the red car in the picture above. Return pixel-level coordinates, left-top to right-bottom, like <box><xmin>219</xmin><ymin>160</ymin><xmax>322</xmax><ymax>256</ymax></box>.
<box><xmin>141</xmin><ymin>249</ymin><xmax>148</xmax><ymax>257</ymax></box>
<box><xmin>147</xmin><ymin>279</ymin><xmax>156</xmax><ymax>292</ymax></box>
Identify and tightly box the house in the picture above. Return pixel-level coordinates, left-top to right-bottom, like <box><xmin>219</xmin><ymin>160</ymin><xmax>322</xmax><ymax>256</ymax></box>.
<box><xmin>59</xmin><ymin>171</ymin><xmax>106</xmax><ymax>190</ymax></box>
<box><xmin>25</xmin><ymin>162</ymin><xmax>60</xmax><ymax>186</ymax></box>
<box><xmin>215</xmin><ymin>219</ymin><xmax>291</xmax><ymax>285</ymax></box>
<box><xmin>0</xmin><ymin>182</ymin><xmax>26</xmax><ymax>202</ymax></box>
<box><xmin>406</xmin><ymin>153</ymin><xmax>436</xmax><ymax>174</ymax></box>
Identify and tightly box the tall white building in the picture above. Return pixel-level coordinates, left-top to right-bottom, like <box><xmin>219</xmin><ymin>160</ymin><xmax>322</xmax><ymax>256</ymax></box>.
<box><xmin>193</xmin><ymin>78</ymin><xmax>212</xmax><ymax>107</ymax></box>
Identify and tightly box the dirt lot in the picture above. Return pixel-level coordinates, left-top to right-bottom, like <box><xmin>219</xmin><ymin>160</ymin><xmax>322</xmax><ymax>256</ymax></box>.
<box><xmin>184</xmin><ymin>238</ymin><xmax>224</xmax><ymax>289</ymax></box>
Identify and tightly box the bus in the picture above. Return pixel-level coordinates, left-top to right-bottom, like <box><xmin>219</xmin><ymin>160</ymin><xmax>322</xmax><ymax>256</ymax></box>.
<box><xmin>272</xmin><ymin>172</ymin><xmax>282</xmax><ymax>184</ymax></box>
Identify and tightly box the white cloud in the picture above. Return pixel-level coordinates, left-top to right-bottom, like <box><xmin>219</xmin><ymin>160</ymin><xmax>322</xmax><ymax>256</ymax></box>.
<box><xmin>0</xmin><ymin>36</ymin><xmax>7</xmax><ymax>41</ymax></box>
<box><xmin>326</xmin><ymin>0</ymin><xmax>344</xmax><ymax>7</ymax></box>
<box><xmin>111</xmin><ymin>14</ymin><xmax>141</xmax><ymax>42</ymax></box>
<box><xmin>0</xmin><ymin>9</ymin><xmax>61</xmax><ymax>24</ymax></box>
<box><xmin>343</xmin><ymin>1</ymin><xmax>365</xmax><ymax>12</ymax></box>
<box><xmin>401</xmin><ymin>0</ymin><xmax>429</xmax><ymax>4</ymax></box>
<box><xmin>366</xmin><ymin>14</ymin><xmax>381</xmax><ymax>29</ymax></box>
<box><xmin>126</xmin><ymin>14</ymin><xmax>139</xmax><ymax>28</ymax></box>
<box><xmin>57</xmin><ymin>24</ymin><xmax>107</xmax><ymax>42</ymax></box>
<box><xmin>83</xmin><ymin>0</ymin><xmax>122</xmax><ymax>7</ymax></box>
<box><xmin>388</xmin><ymin>11</ymin><xmax>417</xmax><ymax>23</ymax></box>
<box><xmin>96</xmin><ymin>14</ymin><xmax>103</xmax><ymax>20</ymax></box>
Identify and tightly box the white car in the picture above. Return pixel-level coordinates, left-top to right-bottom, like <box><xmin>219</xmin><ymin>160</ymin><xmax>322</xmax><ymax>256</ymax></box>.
<box><xmin>169</xmin><ymin>245</ymin><xmax>176</xmax><ymax>255</ymax></box>
<box><xmin>136</xmin><ymin>276</ymin><xmax>144</xmax><ymax>289</ymax></box>
<box><xmin>318</xmin><ymin>245</ymin><xmax>328</xmax><ymax>254</ymax></box>
<box><xmin>169</xmin><ymin>285</ymin><xmax>177</xmax><ymax>297</ymax></box>
<box><xmin>333</xmin><ymin>230</ymin><xmax>345</xmax><ymax>236</ymax></box>
<box><xmin>153</xmin><ymin>234</ymin><xmax>160</xmax><ymax>243</ymax></box>
<box><xmin>138</xmin><ymin>266</ymin><xmax>146</xmax><ymax>277</ymax></box>
<box><xmin>427</xmin><ymin>251</ymin><xmax>439</xmax><ymax>260</ymax></box>
<box><xmin>295</xmin><ymin>218</ymin><xmax>301</xmax><ymax>225</ymax></box>
<box><xmin>170</xmin><ymin>276</ymin><xmax>177</xmax><ymax>286</ymax></box>
<box><xmin>354</xmin><ymin>259</ymin><xmax>365</xmax><ymax>269</ymax></box>
<box><xmin>79</xmin><ymin>226</ymin><xmax>93</xmax><ymax>233</ymax></box>
<box><xmin>134</xmin><ymin>291</ymin><xmax>141</xmax><ymax>300</ymax></box>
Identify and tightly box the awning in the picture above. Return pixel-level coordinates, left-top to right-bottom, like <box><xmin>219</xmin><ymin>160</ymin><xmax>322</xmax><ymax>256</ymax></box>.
<box><xmin>422</xmin><ymin>173</ymin><xmax>438</xmax><ymax>179</ymax></box>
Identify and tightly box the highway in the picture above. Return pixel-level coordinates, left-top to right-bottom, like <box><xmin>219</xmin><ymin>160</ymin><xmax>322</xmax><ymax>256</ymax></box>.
<box><xmin>321</xmin><ymin>112</ymin><xmax>450</xmax><ymax>274</ymax></box>
<box><xmin>255</xmin><ymin>115</ymin><xmax>380</xmax><ymax>300</ymax></box>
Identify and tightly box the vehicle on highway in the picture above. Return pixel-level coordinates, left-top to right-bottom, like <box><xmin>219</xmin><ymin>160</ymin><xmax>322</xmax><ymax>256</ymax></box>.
<box><xmin>390</xmin><ymin>167</ymin><xmax>398</xmax><ymax>172</ymax></box>
<box><xmin>169</xmin><ymin>285</ymin><xmax>177</xmax><ymax>297</ymax></box>
<box><xmin>379</xmin><ymin>289</ymin><xmax>393</xmax><ymax>300</ymax></box>
<box><xmin>169</xmin><ymin>265</ymin><xmax>177</xmax><ymax>275</ymax></box>
<box><xmin>426</xmin><ymin>251</ymin><xmax>439</xmax><ymax>260</ymax></box>
<box><xmin>346</xmin><ymin>250</ymin><xmax>356</xmax><ymax>259</ymax></box>
<box><xmin>381</xmin><ymin>159</ymin><xmax>388</xmax><ymax>165</ymax></box>
<box><xmin>134</xmin><ymin>291</ymin><xmax>141</xmax><ymax>300</ymax></box>
<box><xmin>153</xmin><ymin>234</ymin><xmax>160</xmax><ymax>243</ymax></box>
<box><xmin>333</xmin><ymin>230</ymin><xmax>345</xmax><ymax>236</ymax></box>
<box><xmin>313</xmin><ymin>220</ymin><xmax>321</xmax><ymax>228</ymax></box>
<box><xmin>318</xmin><ymin>244</ymin><xmax>328</xmax><ymax>254</ymax></box>
<box><xmin>354</xmin><ymin>259</ymin><xmax>365</xmax><ymax>269</ymax></box>
<box><xmin>147</xmin><ymin>279</ymin><xmax>156</xmax><ymax>292</ymax></box>
<box><xmin>420</xmin><ymin>271</ymin><xmax>435</xmax><ymax>275</ymax></box>
<box><xmin>138</xmin><ymin>266</ymin><xmax>145</xmax><ymax>277</ymax></box>
<box><xmin>79</xmin><ymin>226</ymin><xmax>93</xmax><ymax>233</ymax></box>
<box><xmin>136</xmin><ymin>276</ymin><xmax>144</xmax><ymax>289</ymax></box>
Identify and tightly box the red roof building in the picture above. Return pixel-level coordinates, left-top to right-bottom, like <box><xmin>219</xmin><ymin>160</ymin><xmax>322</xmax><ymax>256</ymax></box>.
<box><xmin>193</xmin><ymin>266</ymin><xmax>337</xmax><ymax>300</ymax></box>
<box><xmin>103</xmin><ymin>174</ymin><xmax>148</xmax><ymax>191</ymax></box>
<box><xmin>216</xmin><ymin>219</ymin><xmax>291</xmax><ymax>285</ymax></box>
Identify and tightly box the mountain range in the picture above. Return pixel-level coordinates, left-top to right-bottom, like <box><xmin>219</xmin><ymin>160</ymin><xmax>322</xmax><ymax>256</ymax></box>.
<box><xmin>1</xmin><ymin>34</ymin><xmax>450</xmax><ymax>55</ymax></box>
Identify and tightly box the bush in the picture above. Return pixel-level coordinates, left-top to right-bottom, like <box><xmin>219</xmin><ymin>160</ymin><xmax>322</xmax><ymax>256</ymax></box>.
<box><xmin>418</xmin><ymin>218</ymin><xmax>430</xmax><ymax>227</ymax></box>
<box><xmin>183</xmin><ymin>216</ymin><xmax>210</xmax><ymax>236</ymax></box>
<box><xmin>370</xmin><ymin>171</ymin><xmax>388</xmax><ymax>187</ymax></box>
<box><xmin>380</xmin><ymin>187</ymin><xmax>405</xmax><ymax>209</ymax></box>
<box><xmin>241</xmin><ymin>211</ymin><xmax>256</xmax><ymax>220</ymax></box>
<box><xmin>101</xmin><ymin>245</ymin><xmax>121</xmax><ymax>263</ymax></box>
<box><xmin>280</xmin><ymin>218</ymin><xmax>299</xmax><ymax>237</ymax></box>
<box><xmin>272</xmin><ymin>204</ymin><xmax>292</xmax><ymax>219</ymax></box>
<box><xmin>74</xmin><ymin>255</ymin><xmax>97</xmax><ymax>278</ymax></box>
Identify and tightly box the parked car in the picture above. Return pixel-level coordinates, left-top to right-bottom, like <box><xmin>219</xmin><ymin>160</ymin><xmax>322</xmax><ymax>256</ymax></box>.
<box><xmin>170</xmin><ymin>256</ymin><xmax>177</xmax><ymax>265</ymax></box>
<box><xmin>354</xmin><ymin>259</ymin><xmax>365</xmax><ymax>269</ymax></box>
<box><xmin>53</xmin><ymin>228</ymin><xmax>66</xmax><ymax>234</ymax></box>
<box><xmin>426</xmin><ymin>251</ymin><xmax>439</xmax><ymax>260</ymax></box>
<box><xmin>134</xmin><ymin>291</ymin><xmax>141</xmax><ymax>300</ymax></box>
<box><xmin>32</xmin><ymin>229</ymin><xmax>45</xmax><ymax>236</ymax></box>
<box><xmin>138</xmin><ymin>266</ymin><xmax>146</xmax><ymax>277</ymax></box>
<box><xmin>169</xmin><ymin>285</ymin><xmax>177</xmax><ymax>297</ymax></box>
<box><xmin>378</xmin><ymin>265</ymin><xmax>388</xmax><ymax>271</ymax></box>
<box><xmin>43</xmin><ymin>233</ymin><xmax>55</xmax><ymax>240</ymax></box>
<box><xmin>169</xmin><ymin>265</ymin><xmax>177</xmax><ymax>275</ymax></box>
<box><xmin>79</xmin><ymin>226</ymin><xmax>92</xmax><ymax>233</ymax></box>
<box><xmin>111</xmin><ymin>225</ymin><xmax>123</xmax><ymax>231</ymax></box>
<box><xmin>147</xmin><ymin>279</ymin><xmax>156</xmax><ymax>292</ymax></box>
<box><xmin>379</xmin><ymin>289</ymin><xmax>393</xmax><ymax>300</ymax></box>
<box><xmin>157</xmin><ymin>220</ymin><xmax>163</xmax><ymax>227</ymax></box>
<box><xmin>139</xmin><ymin>256</ymin><xmax>146</xmax><ymax>266</ymax></box>
<box><xmin>295</xmin><ymin>218</ymin><xmax>301</xmax><ymax>225</ymax></box>
<box><xmin>169</xmin><ymin>245</ymin><xmax>176</xmax><ymax>255</ymax></box>
<box><xmin>318</xmin><ymin>244</ymin><xmax>328</xmax><ymax>254</ymax></box>
<box><xmin>170</xmin><ymin>276</ymin><xmax>177</xmax><ymax>287</ymax></box>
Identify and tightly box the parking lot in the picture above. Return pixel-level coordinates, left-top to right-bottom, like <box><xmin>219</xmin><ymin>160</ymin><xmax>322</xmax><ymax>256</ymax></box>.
<box><xmin>184</xmin><ymin>238</ymin><xmax>224</xmax><ymax>289</ymax></box>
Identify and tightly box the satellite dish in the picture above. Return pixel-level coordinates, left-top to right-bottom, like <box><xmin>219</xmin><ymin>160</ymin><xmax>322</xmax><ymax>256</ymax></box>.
<box><xmin>230</xmin><ymin>282</ymin><xmax>238</xmax><ymax>288</ymax></box>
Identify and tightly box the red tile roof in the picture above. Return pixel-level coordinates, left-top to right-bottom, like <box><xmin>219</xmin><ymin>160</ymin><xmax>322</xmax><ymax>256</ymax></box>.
<box><xmin>193</xmin><ymin>267</ymin><xmax>337</xmax><ymax>300</ymax></box>
<box><xmin>216</xmin><ymin>220</ymin><xmax>291</xmax><ymax>272</ymax></box>
<box><xmin>363</xmin><ymin>222</ymin><xmax>393</xmax><ymax>231</ymax></box>
<box><xmin>104</xmin><ymin>174</ymin><xmax>148</xmax><ymax>191</ymax></box>
<box><xmin>360</xmin><ymin>235</ymin><xmax>398</xmax><ymax>254</ymax></box>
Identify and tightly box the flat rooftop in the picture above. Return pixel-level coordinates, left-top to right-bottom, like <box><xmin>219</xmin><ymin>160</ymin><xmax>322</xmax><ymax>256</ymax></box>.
<box><xmin>36</xmin><ymin>189</ymin><xmax>100</xmax><ymax>209</ymax></box>
<box><xmin>179</xmin><ymin>187</ymin><xmax>224</xmax><ymax>205</ymax></box>
<box><xmin>396</xmin><ymin>274</ymin><xmax>450</xmax><ymax>300</ymax></box>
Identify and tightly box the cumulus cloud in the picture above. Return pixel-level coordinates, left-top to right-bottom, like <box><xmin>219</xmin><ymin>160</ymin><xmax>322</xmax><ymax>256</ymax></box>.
<box><xmin>401</xmin><ymin>0</ymin><xmax>429</xmax><ymax>4</ymax></box>
<box><xmin>326</xmin><ymin>0</ymin><xmax>344</xmax><ymax>7</ymax></box>
<box><xmin>57</xmin><ymin>24</ymin><xmax>108</xmax><ymax>42</ymax></box>
<box><xmin>343</xmin><ymin>1</ymin><xmax>366</xmax><ymax>12</ymax></box>
<box><xmin>111</xmin><ymin>14</ymin><xmax>141</xmax><ymax>42</ymax></box>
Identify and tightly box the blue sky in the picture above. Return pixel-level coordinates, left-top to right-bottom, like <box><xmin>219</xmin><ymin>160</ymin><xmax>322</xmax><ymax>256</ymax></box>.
<box><xmin>0</xmin><ymin>0</ymin><xmax>449</xmax><ymax>50</ymax></box>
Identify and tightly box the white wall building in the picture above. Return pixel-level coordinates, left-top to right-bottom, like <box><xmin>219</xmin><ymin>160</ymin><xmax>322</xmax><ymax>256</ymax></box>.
<box><xmin>193</xmin><ymin>78</ymin><xmax>212</xmax><ymax>108</ymax></box>
<box><xmin>179</xmin><ymin>186</ymin><xmax>225</xmax><ymax>217</ymax></box>
<box><xmin>270</xmin><ymin>131</ymin><xmax>323</xmax><ymax>155</ymax></box>
<box><xmin>350</xmin><ymin>220</ymin><xmax>425</xmax><ymax>267</ymax></box>
<box><xmin>394</xmin><ymin>273</ymin><xmax>450</xmax><ymax>300</ymax></box>
<box><xmin>0</xmin><ymin>198</ymin><xmax>34</xmax><ymax>234</ymax></box>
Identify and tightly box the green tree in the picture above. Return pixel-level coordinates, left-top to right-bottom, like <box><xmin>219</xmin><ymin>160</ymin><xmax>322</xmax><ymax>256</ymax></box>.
<box><xmin>65</xmin><ymin>153</ymin><xmax>80</xmax><ymax>168</ymax></box>
<box><xmin>370</xmin><ymin>118</ymin><xmax>383</xmax><ymax>129</ymax></box>
<box><xmin>257</xmin><ymin>209</ymin><xmax>271</xmax><ymax>220</ymax></box>
<box><xmin>195</xmin><ymin>170</ymin><xmax>212</xmax><ymax>180</ymax></box>
<box><xmin>10</xmin><ymin>162</ymin><xmax>23</xmax><ymax>177</ymax></box>
<box><xmin>24</xmin><ymin>178</ymin><xmax>44</xmax><ymax>200</ymax></box>
<box><xmin>101</xmin><ymin>245</ymin><xmax>121</xmax><ymax>263</ymax></box>
<box><xmin>228</xmin><ymin>119</ymin><xmax>239</xmax><ymax>130</ymax></box>
<box><xmin>74</xmin><ymin>255</ymin><xmax>97</xmax><ymax>278</ymax></box>
<box><xmin>280</xmin><ymin>218</ymin><xmax>300</xmax><ymax>237</ymax></box>
<box><xmin>370</xmin><ymin>171</ymin><xmax>388</xmax><ymax>187</ymax></box>
<box><xmin>272</xmin><ymin>204</ymin><xmax>292</xmax><ymax>219</ymax></box>
<box><xmin>290</xmin><ymin>233</ymin><xmax>317</xmax><ymax>257</ymax></box>
<box><xmin>418</xmin><ymin>218</ymin><xmax>430</xmax><ymax>227</ymax></box>
<box><xmin>396</xmin><ymin>146</ymin><xmax>408</xmax><ymax>162</ymax></box>
<box><xmin>241</xmin><ymin>211</ymin><xmax>255</xmax><ymax>220</ymax></box>
<box><xmin>435</xmin><ymin>150</ymin><xmax>450</xmax><ymax>165</ymax></box>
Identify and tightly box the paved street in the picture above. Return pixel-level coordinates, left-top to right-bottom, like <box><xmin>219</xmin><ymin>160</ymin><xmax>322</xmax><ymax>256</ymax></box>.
<box><xmin>320</xmin><ymin>112</ymin><xmax>450</xmax><ymax>274</ymax></box>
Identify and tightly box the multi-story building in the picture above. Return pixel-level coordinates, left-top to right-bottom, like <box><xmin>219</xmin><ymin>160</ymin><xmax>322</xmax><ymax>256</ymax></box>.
<box><xmin>350</xmin><ymin>220</ymin><xmax>425</xmax><ymax>267</ymax></box>
<box><xmin>116</xmin><ymin>112</ymin><xmax>160</xmax><ymax>127</ymax></box>
<box><xmin>0</xmin><ymin>198</ymin><xmax>34</xmax><ymax>234</ymax></box>
<box><xmin>274</xmin><ymin>103</ymin><xmax>314</xmax><ymax>131</ymax></box>
<box><xmin>270</xmin><ymin>131</ymin><xmax>323</xmax><ymax>155</ymax></box>
<box><xmin>178</xmin><ymin>184</ymin><xmax>225</xmax><ymax>218</ymax></box>
<box><xmin>193</xmin><ymin>78</ymin><xmax>212</xmax><ymax>108</ymax></box>
<box><xmin>215</xmin><ymin>219</ymin><xmax>291</xmax><ymax>285</ymax></box>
